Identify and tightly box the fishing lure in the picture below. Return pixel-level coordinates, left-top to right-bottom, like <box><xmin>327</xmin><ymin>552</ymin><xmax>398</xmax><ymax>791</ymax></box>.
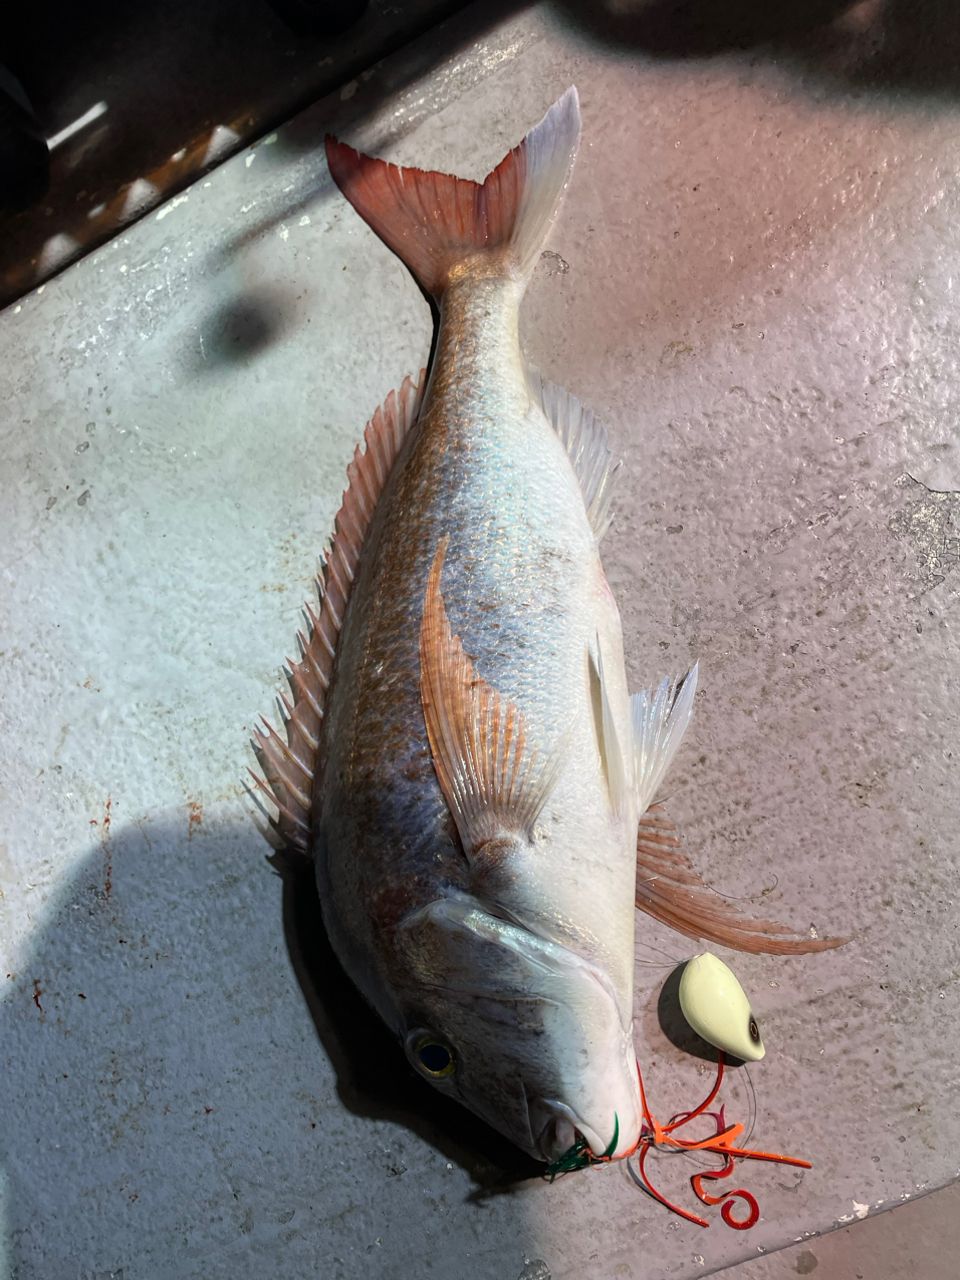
<box><xmin>679</xmin><ymin>952</ymin><xmax>765</xmax><ymax>1062</ymax></box>
<box><xmin>548</xmin><ymin>1054</ymin><xmax>810</xmax><ymax>1231</ymax></box>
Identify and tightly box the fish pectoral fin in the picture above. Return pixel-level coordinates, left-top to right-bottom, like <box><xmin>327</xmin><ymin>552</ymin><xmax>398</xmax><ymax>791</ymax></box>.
<box><xmin>590</xmin><ymin>641</ymin><xmax>631</xmax><ymax>818</ymax></box>
<box><xmin>419</xmin><ymin>539</ymin><xmax>562</xmax><ymax>858</ymax></box>
<box><xmin>635</xmin><ymin>807</ymin><xmax>848</xmax><ymax>954</ymax></box>
<box><xmin>631</xmin><ymin>664</ymin><xmax>699</xmax><ymax>816</ymax></box>
<box><xmin>253</xmin><ymin>371</ymin><xmax>425</xmax><ymax>851</ymax></box>
<box><xmin>529</xmin><ymin>368</ymin><xmax>619</xmax><ymax>540</ymax></box>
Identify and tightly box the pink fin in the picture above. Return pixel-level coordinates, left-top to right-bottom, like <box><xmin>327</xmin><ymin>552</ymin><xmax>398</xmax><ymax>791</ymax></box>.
<box><xmin>253</xmin><ymin>372</ymin><xmax>425</xmax><ymax>851</ymax></box>
<box><xmin>635</xmin><ymin>809</ymin><xmax>847</xmax><ymax>955</ymax></box>
<box><xmin>419</xmin><ymin>538</ymin><xmax>561</xmax><ymax>857</ymax></box>
<box><xmin>325</xmin><ymin>87</ymin><xmax>581</xmax><ymax>298</ymax></box>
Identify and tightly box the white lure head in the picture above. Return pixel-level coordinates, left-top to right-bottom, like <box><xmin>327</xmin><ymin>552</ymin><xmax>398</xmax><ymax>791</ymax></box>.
<box><xmin>678</xmin><ymin>951</ymin><xmax>765</xmax><ymax>1062</ymax></box>
<box><xmin>397</xmin><ymin>893</ymin><xmax>642</xmax><ymax>1163</ymax></box>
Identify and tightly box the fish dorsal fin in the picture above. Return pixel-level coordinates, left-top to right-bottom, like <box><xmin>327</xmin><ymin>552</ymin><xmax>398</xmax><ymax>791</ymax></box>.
<box><xmin>635</xmin><ymin>808</ymin><xmax>848</xmax><ymax>955</ymax></box>
<box><xmin>419</xmin><ymin>538</ymin><xmax>562</xmax><ymax>858</ymax></box>
<box><xmin>529</xmin><ymin>367</ymin><xmax>618</xmax><ymax>539</ymax></box>
<box><xmin>632</xmin><ymin>664</ymin><xmax>699</xmax><ymax>816</ymax></box>
<box><xmin>251</xmin><ymin>372</ymin><xmax>425</xmax><ymax>850</ymax></box>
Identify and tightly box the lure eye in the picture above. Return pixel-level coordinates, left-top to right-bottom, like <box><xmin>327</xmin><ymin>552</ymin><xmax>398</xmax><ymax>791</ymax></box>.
<box><xmin>748</xmin><ymin>1017</ymin><xmax>761</xmax><ymax>1044</ymax></box>
<box><xmin>410</xmin><ymin>1033</ymin><xmax>456</xmax><ymax>1079</ymax></box>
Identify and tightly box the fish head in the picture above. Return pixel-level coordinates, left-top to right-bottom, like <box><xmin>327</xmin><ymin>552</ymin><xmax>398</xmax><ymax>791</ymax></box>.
<box><xmin>396</xmin><ymin>892</ymin><xmax>642</xmax><ymax>1163</ymax></box>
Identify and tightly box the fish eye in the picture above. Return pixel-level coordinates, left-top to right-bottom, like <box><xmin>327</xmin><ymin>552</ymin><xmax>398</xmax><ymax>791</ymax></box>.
<box><xmin>748</xmin><ymin>1017</ymin><xmax>760</xmax><ymax>1043</ymax></box>
<box><xmin>410</xmin><ymin>1032</ymin><xmax>456</xmax><ymax>1079</ymax></box>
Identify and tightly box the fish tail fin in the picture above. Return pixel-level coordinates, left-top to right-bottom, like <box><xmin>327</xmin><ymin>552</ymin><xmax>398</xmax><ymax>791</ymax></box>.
<box><xmin>325</xmin><ymin>87</ymin><xmax>581</xmax><ymax>299</ymax></box>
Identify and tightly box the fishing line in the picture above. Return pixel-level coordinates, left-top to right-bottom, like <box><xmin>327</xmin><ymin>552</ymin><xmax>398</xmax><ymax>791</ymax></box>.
<box><xmin>706</xmin><ymin>874</ymin><xmax>780</xmax><ymax>903</ymax></box>
<box><xmin>640</xmin><ymin>798</ymin><xmax>782</xmax><ymax>904</ymax></box>
<box><xmin>633</xmin><ymin>938</ymin><xmax>686</xmax><ymax>969</ymax></box>
<box><xmin>742</xmin><ymin>1062</ymin><xmax>758</xmax><ymax>1150</ymax></box>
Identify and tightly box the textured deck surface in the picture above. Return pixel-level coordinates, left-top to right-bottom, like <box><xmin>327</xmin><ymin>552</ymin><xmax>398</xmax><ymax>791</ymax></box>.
<box><xmin>2</xmin><ymin>4</ymin><xmax>959</xmax><ymax>1278</ymax></box>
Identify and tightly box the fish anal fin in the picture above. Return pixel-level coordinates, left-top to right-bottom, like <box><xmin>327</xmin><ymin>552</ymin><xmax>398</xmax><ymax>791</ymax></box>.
<box><xmin>255</xmin><ymin>372</ymin><xmax>425</xmax><ymax>851</ymax></box>
<box><xmin>529</xmin><ymin>368</ymin><xmax>619</xmax><ymax>539</ymax></box>
<box><xmin>419</xmin><ymin>539</ymin><xmax>561</xmax><ymax>859</ymax></box>
<box><xmin>635</xmin><ymin>809</ymin><xmax>848</xmax><ymax>955</ymax></box>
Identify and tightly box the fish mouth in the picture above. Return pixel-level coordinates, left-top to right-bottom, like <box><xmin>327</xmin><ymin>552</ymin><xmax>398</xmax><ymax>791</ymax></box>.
<box><xmin>526</xmin><ymin>1095</ymin><xmax>607</xmax><ymax>1163</ymax></box>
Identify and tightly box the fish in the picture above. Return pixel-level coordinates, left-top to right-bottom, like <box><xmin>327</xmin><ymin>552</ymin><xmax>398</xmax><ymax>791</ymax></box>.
<box><xmin>252</xmin><ymin>87</ymin><xmax>841</xmax><ymax>1167</ymax></box>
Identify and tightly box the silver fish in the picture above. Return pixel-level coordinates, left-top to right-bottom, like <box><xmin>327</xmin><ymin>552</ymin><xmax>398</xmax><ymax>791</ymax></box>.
<box><xmin>253</xmin><ymin>88</ymin><xmax>839</xmax><ymax>1165</ymax></box>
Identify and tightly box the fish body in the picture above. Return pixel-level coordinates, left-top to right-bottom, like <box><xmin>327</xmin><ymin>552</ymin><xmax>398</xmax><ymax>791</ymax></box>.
<box><xmin>254</xmin><ymin>89</ymin><xmax>839</xmax><ymax>1166</ymax></box>
<box><xmin>321</xmin><ymin>296</ymin><xmax>642</xmax><ymax>1156</ymax></box>
<box><xmin>324</xmin><ymin>276</ymin><xmax>632</xmax><ymax>993</ymax></box>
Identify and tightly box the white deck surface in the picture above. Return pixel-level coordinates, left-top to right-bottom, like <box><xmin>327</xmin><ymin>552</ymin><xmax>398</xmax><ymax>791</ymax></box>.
<box><xmin>2</xmin><ymin>5</ymin><xmax>959</xmax><ymax>1278</ymax></box>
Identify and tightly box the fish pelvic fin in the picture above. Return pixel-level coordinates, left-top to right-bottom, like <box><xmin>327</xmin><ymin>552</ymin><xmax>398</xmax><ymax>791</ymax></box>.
<box><xmin>419</xmin><ymin>538</ymin><xmax>563</xmax><ymax>858</ymax></box>
<box><xmin>325</xmin><ymin>87</ymin><xmax>581</xmax><ymax>299</ymax></box>
<box><xmin>590</xmin><ymin>641</ymin><xmax>631</xmax><ymax>819</ymax></box>
<box><xmin>632</xmin><ymin>664</ymin><xmax>699</xmax><ymax>816</ymax></box>
<box><xmin>635</xmin><ymin>808</ymin><xmax>848</xmax><ymax>955</ymax></box>
<box><xmin>253</xmin><ymin>372</ymin><xmax>425</xmax><ymax>852</ymax></box>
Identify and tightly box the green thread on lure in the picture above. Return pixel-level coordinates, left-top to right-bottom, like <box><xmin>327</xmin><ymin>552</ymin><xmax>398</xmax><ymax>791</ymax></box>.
<box><xmin>545</xmin><ymin>1113</ymin><xmax>619</xmax><ymax>1181</ymax></box>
